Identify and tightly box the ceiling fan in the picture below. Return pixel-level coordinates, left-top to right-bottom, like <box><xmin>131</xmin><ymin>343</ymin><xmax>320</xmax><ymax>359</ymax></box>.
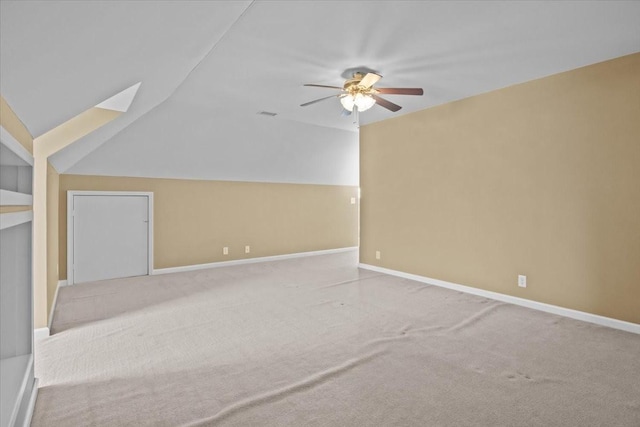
<box><xmin>301</xmin><ymin>72</ymin><xmax>423</xmax><ymax>116</ymax></box>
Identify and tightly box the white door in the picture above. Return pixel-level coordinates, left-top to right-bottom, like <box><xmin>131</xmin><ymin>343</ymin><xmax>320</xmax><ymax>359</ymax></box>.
<box><xmin>71</xmin><ymin>194</ymin><xmax>151</xmax><ymax>284</ymax></box>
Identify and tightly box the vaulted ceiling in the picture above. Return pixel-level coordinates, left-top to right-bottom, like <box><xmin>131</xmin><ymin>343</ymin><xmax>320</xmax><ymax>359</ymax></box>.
<box><xmin>1</xmin><ymin>1</ymin><xmax>639</xmax><ymax>185</ymax></box>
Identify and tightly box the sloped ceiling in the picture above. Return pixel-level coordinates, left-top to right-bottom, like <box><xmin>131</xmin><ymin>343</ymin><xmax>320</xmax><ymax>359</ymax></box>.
<box><xmin>1</xmin><ymin>1</ymin><xmax>639</xmax><ymax>186</ymax></box>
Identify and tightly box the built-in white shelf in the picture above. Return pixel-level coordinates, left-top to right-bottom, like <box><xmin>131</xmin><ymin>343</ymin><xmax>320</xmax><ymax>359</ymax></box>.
<box><xmin>0</xmin><ymin>210</ymin><xmax>33</xmax><ymax>231</ymax></box>
<box><xmin>0</xmin><ymin>124</ymin><xmax>36</xmax><ymax>427</ymax></box>
<box><xmin>0</xmin><ymin>190</ymin><xmax>32</xmax><ymax>206</ymax></box>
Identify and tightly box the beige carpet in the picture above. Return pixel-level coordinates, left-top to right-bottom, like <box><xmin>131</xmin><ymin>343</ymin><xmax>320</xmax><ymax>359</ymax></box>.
<box><xmin>34</xmin><ymin>250</ymin><xmax>640</xmax><ymax>426</ymax></box>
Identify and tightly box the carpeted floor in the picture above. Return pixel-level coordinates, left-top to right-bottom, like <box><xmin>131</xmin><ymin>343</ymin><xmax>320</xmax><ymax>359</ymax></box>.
<box><xmin>34</xmin><ymin>250</ymin><xmax>640</xmax><ymax>426</ymax></box>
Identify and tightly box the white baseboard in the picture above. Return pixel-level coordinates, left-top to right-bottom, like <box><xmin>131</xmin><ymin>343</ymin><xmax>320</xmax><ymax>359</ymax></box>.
<box><xmin>153</xmin><ymin>247</ymin><xmax>358</xmax><ymax>275</ymax></box>
<box><xmin>358</xmin><ymin>263</ymin><xmax>640</xmax><ymax>335</ymax></box>
<box><xmin>34</xmin><ymin>327</ymin><xmax>50</xmax><ymax>340</ymax></box>
<box><xmin>48</xmin><ymin>280</ymin><xmax>67</xmax><ymax>330</ymax></box>
<box><xmin>22</xmin><ymin>377</ymin><xmax>38</xmax><ymax>427</ymax></box>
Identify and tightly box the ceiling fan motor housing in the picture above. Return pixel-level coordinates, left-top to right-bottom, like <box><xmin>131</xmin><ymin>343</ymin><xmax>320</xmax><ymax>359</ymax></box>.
<box><xmin>343</xmin><ymin>72</ymin><xmax>377</xmax><ymax>95</ymax></box>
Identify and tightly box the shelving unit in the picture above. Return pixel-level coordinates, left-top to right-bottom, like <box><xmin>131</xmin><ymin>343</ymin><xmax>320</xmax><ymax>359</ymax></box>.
<box><xmin>0</xmin><ymin>190</ymin><xmax>33</xmax><ymax>206</ymax></box>
<box><xmin>0</xmin><ymin>126</ymin><xmax>37</xmax><ymax>427</ymax></box>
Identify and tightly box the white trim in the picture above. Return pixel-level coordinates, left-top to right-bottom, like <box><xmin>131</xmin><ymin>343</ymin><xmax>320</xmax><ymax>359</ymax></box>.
<box><xmin>21</xmin><ymin>377</ymin><xmax>38</xmax><ymax>427</ymax></box>
<box><xmin>0</xmin><ymin>189</ymin><xmax>33</xmax><ymax>206</ymax></box>
<box><xmin>67</xmin><ymin>191</ymin><xmax>154</xmax><ymax>285</ymax></box>
<box><xmin>34</xmin><ymin>327</ymin><xmax>49</xmax><ymax>340</ymax></box>
<box><xmin>0</xmin><ymin>125</ymin><xmax>33</xmax><ymax>166</ymax></box>
<box><xmin>153</xmin><ymin>247</ymin><xmax>358</xmax><ymax>275</ymax></box>
<box><xmin>47</xmin><ymin>280</ymin><xmax>67</xmax><ymax>330</ymax></box>
<box><xmin>358</xmin><ymin>263</ymin><xmax>640</xmax><ymax>335</ymax></box>
<box><xmin>0</xmin><ymin>210</ymin><xmax>33</xmax><ymax>230</ymax></box>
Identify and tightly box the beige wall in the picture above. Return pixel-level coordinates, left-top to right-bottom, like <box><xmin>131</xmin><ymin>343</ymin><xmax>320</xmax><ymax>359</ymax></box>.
<box><xmin>47</xmin><ymin>162</ymin><xmax>59</xmax><ymax>316</ymax></box>
<box><xmin>0</xmin><ymin>206</ymin><xmax>32</xmax><ymax>213</ymax></box>
<box><xmin>1</xmin><ymin>95</ymin><xmax>33</xmax><ymax>153</ymax></box>
<box><xmin>59</xmin><ymin>175</ymin><xmax>359</xmax><ymax>278</ymax></box>
<box><xmin>360</xmin><ymin>53</ymin><xmax>640</xmax><ymax>324</ymax></box>
<box><xmin>33</xmin><ymin>107</ymin><xmax>123</xmax><ymax>328</ymax></box>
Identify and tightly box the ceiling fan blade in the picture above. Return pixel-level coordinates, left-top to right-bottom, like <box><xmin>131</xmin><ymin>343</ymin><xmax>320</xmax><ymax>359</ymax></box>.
<box><xmin>372</xmin><ymin>95</ymin><xmax>402</xmax><ymax>112</ymax></box>
<box><xmin>376</xmin><ymin>88</ymin><xmax>424</xmax><ymax>95</ymax></box>
<box><xmin>359</xmin><ymin>72</ymin><xmax>382</xmax><ymax>89</ymax></box>
<box><xmin>341</xmin><ymin>108</ymin><xmax>352</xmax><ymax>117</ymax></box>
<box><xmin>303</xmin><ymin>84</ymin><xmax>344</xmax><ymax>90</ymax></box>
<box><xmin>300</xmin><ymin>94</ymin><xmax>340</xmax><ymax>107</ymax></box>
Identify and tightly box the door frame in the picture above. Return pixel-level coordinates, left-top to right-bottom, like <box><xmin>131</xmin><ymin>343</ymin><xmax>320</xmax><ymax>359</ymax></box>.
<box><xmin>67</xmin><ymin>191</ymin><xmax>154</xmax><ymax>285</ymax></box>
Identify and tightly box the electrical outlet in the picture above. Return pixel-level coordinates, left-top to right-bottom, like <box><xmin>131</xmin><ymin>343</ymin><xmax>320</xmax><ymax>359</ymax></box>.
<box><xmin>350</xmin><ymin>197</ymin><xmax>356</xmax><ymax>204</ymax></box>
<box><xmin>375</xmin><ymin>250</ymin><xmax>381</xmax><ymax>260</ymax></box>
<box><xmin>518</xmin><ymin>275</ymin><xmax>527</xmax><ymax>288</ymax></box>
<box><xmin>245</xmin><ymin>245</ymin><xmax>250</xmax><ymax>254</ymax></box>
<box><xmin>223</xmin><ymin>247</ymin><xmax>229</xmax><ymax>255</ymax></box>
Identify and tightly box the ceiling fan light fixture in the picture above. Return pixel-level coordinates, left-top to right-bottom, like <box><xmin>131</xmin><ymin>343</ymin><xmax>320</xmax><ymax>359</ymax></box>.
<box><xmin>302</xmin><ymin>71</ymin><xmax>421</xmax><ymax>114</ymax></box>
<box><xmin>340</xmin><ymin>93</ymin><xmax>376</xmax><ymax>112</ymax></box>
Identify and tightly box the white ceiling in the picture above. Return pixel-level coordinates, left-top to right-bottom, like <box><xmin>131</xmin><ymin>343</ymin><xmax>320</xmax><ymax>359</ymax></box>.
<box><xmin>1</xmin><ymin>1</ymin><xmax>639</xmax><ymax>185</ymax></box>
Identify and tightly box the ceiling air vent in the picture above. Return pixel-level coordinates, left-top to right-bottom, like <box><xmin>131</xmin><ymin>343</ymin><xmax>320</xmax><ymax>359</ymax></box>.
<box><xmin>257</xmin><ymin>111</ymin><xmax>277</xmax><ymax>117</ymax></box>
